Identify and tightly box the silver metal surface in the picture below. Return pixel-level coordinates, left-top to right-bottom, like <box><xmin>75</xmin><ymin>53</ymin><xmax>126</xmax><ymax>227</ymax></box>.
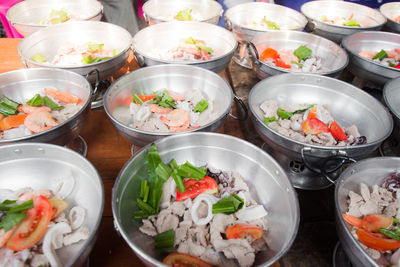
<box><xmin>335</xmin><ymin>157</ymin><xmax>400</xmax><ymax>267</ymax></box>
<box><xmin>384</xmin><ymin>76</ymin><xmax>400</xmax><ymax>143</ymax></box>
<box><xmin>18</xmin><ymin>21</ymin><xmax>132</xmax><ymax>83</ymax></box>
<box><xmin>0</xmin><ymin>68</ymin><xmax>92</xmax><ymax>146</ymax></box>
<box><xmin>342</xmin><ymin>31</ymin><xmax>400</xmax><ymax>85</ymax></box>
<box><xmin>6</xmin><ymin>0</ymin><xmax>103</xmax><ymax>37</ymax></box>
<box><xmin>143</xmin><ymin>0</ymin><xmax>222</xmax><ymax>25</ymax></box>
<box><xmin>301</xmin><ymin>1</ymin><xmax>386</xmax><ymax>43</ymax></box>
<box><xmin>332</xmin><ymin>242</ymin><xmax>352</xmax><ymax>267</ymax></box>
<box><xmin>248</xmin><ymin>31</ymin><xmax>348</xmax><ymax>80</ymax></box>
<box><xmin>224</xmin><ymin>2</ymin><xmax>307</xmax><ymax>68</ymax></box>
<box><xmin>131</xmin><ymin>21</ymin><xmax>237</xmax><ymax>73</ymax></box>
<box><xmin>0</xmin><ymin>142</ymin><xmax>104</xmax><ymax>267</ymax></box>
<box><xmin>380</xmin><ymin>2</ymin><xmax>400</xmax><ymax>33</ymax></box>
<box><xmin>112</xmin><ymin>132</ymin><xmax>300</xmax><ymax>266</ymax></box>
<box><xmin>103</xmin><ymin>64</ymin><xmax>234</xmax><ymax>147</ymax></box>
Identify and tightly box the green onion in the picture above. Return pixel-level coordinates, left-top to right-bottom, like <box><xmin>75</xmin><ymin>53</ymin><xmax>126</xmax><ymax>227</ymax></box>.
<box><xmin>87</xmin><ymin>42</ymin><xmax>104</xmax><ymax>52</ymax></box>
<box><xmin>171</xmin><ymin>169</ymin><xmax>185</xmax><ymax>193</ymax></box>
<box><xmin>133</xmin><ymin>210</ymin><xmax>150</xmax><ymax>219</ymax></box>
<box><xmin>146</xmin><ymin>144</ymin><xmax>164</xmax><ymax>214</ymax></box>
<box><xmin>0</xmin><ymin>96</ymin><xmax>19</xmax><ymax>116</ymax></box>
<box><xmin>212</xmin><ymin>194</ymin><xmax>244</xmax><ymax>214</ymax></box>
<box><xmin>177</xmin><ymin>161</ymin><xmax>207</xmax><ymax>180</ymax></box>
<box><xmin>0</xmin><ymin>200</ymin><xmax>17</xmax><ymax>211</ymax></box>
<box><xmin>184</xmin><ymin>36</ymin><xmax>197</xmax><ymax>45</ymax></box>
<box><xmin>26</xmin><ymin>94</ymin><xmax>44</xmax><ymax>106</ymax></box>
<box><xmin>373</xmin><ymin>49</ymin><xmax>388</xmax><ymax>60</ymax></box>
<box><xmin>31</xmin><ymin>53</ymin><xmax>47</xmax><ymax>63</ymax></box>
<box><xmin>294</xmin><ymin>45</ymin><xmax>312</xmax><ymax>62</ymax></box>
<box><xmin>343</xmin><ymin>19</ymin><xmax>360</xmax><ymax>27</ymax></box>
<box><xmin>169</xmin><ymin>159</ymin><xmax>179</xmax><ymax>170</ymax></box>
<box><xmin>82</xmin><ymin>55</ymin><xmax>95</xmax><ymax>64</ymax></box>
<box><xmin>175</xmin><ymin>8</ymin><xmax>193</xmax><ymax>21</ymax></box>
<box><xmin>261</xmin><ymin>17</ymin><xmax>280</xmax><ymax>30</ymax></box>
<box><xmin>140</xmin><ymin>180</ymin><xmax>150</xmax><ymax>203</ymax></box>
<box><xmin>277</xmin><ymin>108</ymin><xmax>293</xmax><ymax>119</ymax></box>
<box><xmin>43</xmin><ymin>96</ymin><xmax>64</xmax><ymax>110</ymax></box>
<box><xmin>137</xmin><ymin>198</ymin><xmax>155</xmax><ymax>215</ymax></box>
<box><xmin>196</xmin><ymin>45</ymin><xmax>213</xmax><ymax>54</ymax></box>
<box><xmin>394</xmin><ymin>218</ymin><xmax>399</xmax><ymax>224</ymax></box>
<box><xmin>155</xmin><ymin>162</ymin><xmax>172</xmax><ymax>182</ymax></box>
<box><xmin>291</xmin><ymin>61</ymin><xmax>303</xmax><ymax>67</ymax></box>
<box><xmin>0</xmin><ymin>212</ymin><xmax>26</xmax><ymax>231</ymax></box>
<box><xmin>264</xmin><ymin>116</ymin><xmax>278</xmax><ymax>125</ymax></box>
<box><xmin>380</xmin><ymin>228</ymin><xmax>400</xmax><ymax>241</ymax></box>
<box><xmin>293</xmin><ymin>104</ymin><xmax>315</xmax><ymax>114</ymax></box>
<box><xmin>8</xmin><ymin>199</ymin><xmax>33</xmax><ymax>214</ymax></box>
<box><xmin>149</xmin><ymin>90</ymin><xmax>176</xmax><ymax>109</ymax></box>
<box><xmin>154</xmin><ymin>229</ymin><xmax>175</xmax><ymax>251</ymax></box>
<box><xmin>193</xmin><ymin>99</ymin><xmax>208</xmax><ymax>113</ymax></box>
<box><xmin>49</xmin><ymin>9</ymin><xmax>68</xmax><ymax>23</ymax></box>
<box><xmin>389</xmin><ymin>62</ymin><xmax>396</xmax><ymax>67</ymax></box>
<box><xmin>132</xmin><ymin>94</ymin><xmax>144</xmax><ymax>105</ymax></box>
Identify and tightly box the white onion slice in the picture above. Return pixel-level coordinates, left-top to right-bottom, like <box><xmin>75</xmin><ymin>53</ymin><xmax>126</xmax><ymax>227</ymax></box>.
<box><xmin>190</xmin><ymin>194</ymin><xmax>219</xmax><ymax>226</ymax></box>
<box><xmin>235</xmin><ymin>205</ymin><xmax>268</xmax><ymax>221</ymax></box>
<box><xmin>43</xmin><ymin>222</ymin><xmax>72</xmax><ymax>267</ymax></box>
<box><xmin>68</xmin><ymin>206</ymin><xmax>86</xmax><ymax>230</ymax></box>
<box><xmin>169</xmin><ymin>178</ymin><xmax>177</xmax><ymax>198</ymax></box>
<box><xmin>54</xmin><ymin>170</ymin><xmax>75</xmax><ymax>200</ymax></box>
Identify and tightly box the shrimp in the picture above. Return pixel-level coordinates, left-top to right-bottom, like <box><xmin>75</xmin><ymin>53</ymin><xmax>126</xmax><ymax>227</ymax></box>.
<box><xmin>18</xmin><ymin>189</ymin><xmax>52</xmax><ymax>202</ymax></box>
<box><xmin>24</xmin><ymin>110</ymin><xmax>59</xmax><ymax>133</ymax></box>
<box><xmin>160</xmin><ymin>109</ymin><xmax>190</xmax><ymax>127</ymax></box>
<box><xmin>18</xmin><ymin>104</ymin><xmax>51</xmax><ymax>114</ymax></box>
<box><xmin>44</xmin><ymin>88</ymin><xmax>81</xmax><ymax>104</ymax></box>
<box><xmin>168</xmin><ymin>90</ymin><xmax>185</xmax><ymax>101</ymax></box>
<box><xmin>358</xmin><ymin>51</ymin><xmax>375</xmax><ymax>59</ymax></box>
<box><xmin>149</xmin><ymin>104</ymin><xmax>172</xmax><ymax>114</ymax></box>
<box><xmin>0</xmin><ymin>228</ymin><xmax>16</xmax><ymax>248</ymax></box>
<box><xmin>279</xmin><ymin>49</ymin><xmax>298</xmax><ymax>65</ymax></box>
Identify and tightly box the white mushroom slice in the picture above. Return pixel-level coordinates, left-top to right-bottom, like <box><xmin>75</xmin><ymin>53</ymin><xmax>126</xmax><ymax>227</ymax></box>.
<box><xmin>63</xmin><ymin>226</ymin><xmax>90</xmax><ymax>246</ymax></box>
<box><xmin>191</xmin><ymin>194</ymin><xmax>219</xmax><ymax>226</ymax></box>
<box><xmin>43</xmin><ymin>222</ymin><xmax>72</xmax><ymax>267</ymax></box>
<box><xmin>54</xmin><ymin>170</ymin><xmax>75</xmax><ymax>200</ymax></box>
<box><xmin>68</xmin><ymin>206</ymin><xmax>86</xmax><ymax>230</ymax></box>
<box><xmin>235</xmin><ymin>205</ymin><xmax>268</xmax><ymax>221</ymax></box>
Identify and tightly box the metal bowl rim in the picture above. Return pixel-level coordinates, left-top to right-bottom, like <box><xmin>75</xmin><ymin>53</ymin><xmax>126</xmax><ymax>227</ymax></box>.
<box><xmin>380</xmin><ymin>2</ymin><xmax>400</xmax><ymax>26</ymax></box>
<box><xmin>342</xmin><ymin>31</ymin><xmax>400</xmax><ymax>73</ymax></box>
<box><xmin>383</xmin><ymin>76</ymin><xmax>400</xmax><ymax>124</ymax></box>
<box><xmin>103</xmin><ymin>64</ymin><xmax>234</xmax><ymax>136</ymax></box>
<box><xmin>111</xmin><ymin>132</ymin><xmax>300</xmax><ymax>267</ymax></box>
<box><xmin>131</xmin><ymin>21</ymin><xmax>238</xmax><ymax>64</ymax></box>
<box><xmin>0</xmin><ymin>68</ymin><xmax>92</xmax><ymax>144</ymax></box>
<box><xmin>17</xmin><ymin>21</ymin><xmax>132</xmax><ymax>70</ymax></box>
<box><xmin>248</xmin><ymin>72</ymin><xmax>393</xmax><ymax>151</ymax></box>
<box><xmin>0</xmin><ymin>142</ymin><xmax>105</xmax><ymax>267</ymax></box>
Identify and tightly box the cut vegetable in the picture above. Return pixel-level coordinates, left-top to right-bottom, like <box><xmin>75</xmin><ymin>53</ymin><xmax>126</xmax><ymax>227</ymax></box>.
<box><xmin>302</xmin><ymin>118</ymin><xmax>329</xmax><ymax>135</ymax></box>
<box><xmin>0</xmin><ymin>114</ymin><xmax>27</xmax><ymax>131</ymax></box>
<box><xmin>176</xmin><ymin>176</ymin><xmax>218</xmax><ymax>202</ymax></box>
<box><xmin>212</xmin><ymin>194</ymin><xmax>244</xmax><ymax>214</ymax></box>
<box><xmin>177</xmin><ymin>161</ymin><xmax>207</xmax><ymax>180</ymax></box>
<box><xmin>193</xmin><ymin>99</ymin><xmax>208</xmax><ymax>113</ymax></box>
<box><xmin>226</xmin><ymin>224</ymin><xmax>264</xmax><ymax>240</ymax></box>
<box><xmin>163</xmin><ymin>253</ymin><xmax>212</xmax><ymax>267</ymax></box>
<box><xmin>154</xmin><ymin>229</ymin><xmax>175</xmax><ymax>251</ymax></box>
<box><xmin>342</xmin><ymin>214</ymin><xmax>393</xmax><ymax>232</ymax></box>
<box><xmin>356</xmin><ymin>229</ymin><xmax>400</xmax><ymax>251</ymax></box>
<box><xmin>329</xmin><ymin>121</ymin><xmax>348</xmax><ymax>141</ymax></box>
<box><xmin>235</xmin><ymin>205</ymin><xmax>268</xmax><ymax>221</ymax></box>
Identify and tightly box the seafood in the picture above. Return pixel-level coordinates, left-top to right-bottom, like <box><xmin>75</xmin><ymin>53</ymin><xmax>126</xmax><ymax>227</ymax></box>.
<box><xmin>392</xmin><ymin>15</ymin><xmax>400</xmax><ymax>23</ymax></box>
<box><xmin>24</xmin><ymin>110</ymin><xmax>59</xmax><ymax>133</ymax></box>
<box><xmin>358</xmin><ymin>49</ymin><xmax>400</xmax><ymax>69</ymax></box>
<box><xmin>321</xmin><ymin>13</ymin><xmax>362</xmax><ymax>27</ymax></box>
<box><xmin>38</xmin><ymin>9</ymin><xmax>80</xmax><ymax>25</ymax></box>
<box><xmin>247</xmin><ymin>16</ymin><xmax>280</xmax><ymax>30</ymax></box>
<box><xmin>156</xmin><ymin>8</ymin><xmax>205</xmax><ymax>21</ymax></box>
<box><xmin>157</xmin><ymin>37</ymin><xmax>214</xmax><ymax>61</ymax></box>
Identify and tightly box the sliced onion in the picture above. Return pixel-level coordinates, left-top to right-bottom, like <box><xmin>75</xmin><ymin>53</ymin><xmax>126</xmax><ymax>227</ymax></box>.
<box><xmin>54</xmin><ymin>170</ymin><xmax>75</xmax><ymax>200</ymax></box>
<box><xmin>235</xmin><ymin>205</ymin><xmax>268</xmax><ymax>221</ymax></box>
<box><xmin>43</xmin><ymin>222</ymin><xmax>72</xmax><ymax>267</ymax></box>
<box><xmin>68</xmin><ymin>206</ymin><xmax>85</xmax><ymax>230</ymax></box>
<box><xmin>190</xmin><ymin>194</ymin><xmax>219</xmax><ymax>226</ymax></box>
<box><xmin>169</xmin><ymin>178</ymin><xmax>177</xmax><ymax>198</ymax></box>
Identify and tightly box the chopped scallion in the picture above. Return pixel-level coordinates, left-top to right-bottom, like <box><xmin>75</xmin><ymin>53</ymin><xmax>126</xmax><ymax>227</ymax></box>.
<box><xmin>43</xmin><ymin>96</ymin><xmax>64</xmax><ymax>110</ymax></box>
<box><xmin>193</xmin><ymin>99</ymin><xmax>208</xmax><ymax>113</ymax></box>
<box><xmin>154</xmin><ymin>229</ymin><xmax>175</xmax><ymax>251</ymax></box>
<box><xmin>132</xmin><ymin>93</ymin><xmax>144</xmax><ymax>105</ymax></box>
<box><xmin>0</xmin><ymin>96</ymin><xmax>19</xmax><ymax>116</ymax></box>
<box><xmin>177</xmin><ymin>161</ymin><xmax>206</xmax><ymax>180</ymax></box>
<box><xmin>212</xmin><ymin>194</ymin><xmax>244</xmax><ymax>214</ymax></box>
<box><xmin>26</xmin><ymin>94</ymin><xmax>44</xmax><ymax>106</ymax></box>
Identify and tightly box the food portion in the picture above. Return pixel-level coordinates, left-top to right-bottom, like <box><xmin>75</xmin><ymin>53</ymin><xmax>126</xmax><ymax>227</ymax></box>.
<box><xmin>391</xmin><ymin>15</ymin><xmax>400</xmax><ymax>23</ymax></box>
<box><xmin>135</xmin><ymin>144</ymin><xmax>269</xmax><ymax>267</ymax></box>
<box><xmin>0</xmin><ymin>172</ymin><xmax>89</xmax><ymax>266</ymax></box>
<box><xmin>113</xmin><ymin>88</ymin><xmax>217</xmax><ymax>133</ymax></box>
<box><xmin>343</xmin><ymin>172</ymin><xmax>400</xmax><ymax>266</ymax></box>
<box><xmin>156</xmin><ymin>8</ymin><xmax>204</xmax><ymax>21</ymax></box>
<box><xmin>31</xmin><ymin>42</ymin><xmax>118</xmax><ymax>66</ymax></box>
<box><xmin>259</xmin><ymin>45</ymin><xmax>328</xmax><ymax>73</ymax></box>
<box><xmin>38</xmin><ymin>9</ymin><xmax>80</xmax><ymax>25</ymax></box>
<box><xmin>260</xmin><ymin>100</ymin><xmax>367</xmax><ymax>146</ymax></box>
<box><xmin>158</xmin><ymin>37</ymin><xmax>214</xmax><ymax>61</ymax></box>
<box><xmin>358</xmin><ymin>49</ymin><xmax>400</xmax><ymax>69</ymax></box>
<box><xmin>321</xmin><ymin>13</ymin><xmax>361</xmax><ymax>27</ymax></box>
<box><xmin>0</xmin><ymin>88</ymin><xmax>82</xmax><ymax>140</ymax></box>
<box><xmin>248</xmin><ymin>16</ymin><xmax>280</xmax><ymax>31</ymax></box>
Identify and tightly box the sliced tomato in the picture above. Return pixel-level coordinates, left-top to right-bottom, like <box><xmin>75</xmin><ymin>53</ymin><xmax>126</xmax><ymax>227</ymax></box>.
<box><xmin>163</xmin><ymin>253</ymin><xmax>212</xmax><ymax>267</ymax></box>
<box><xmin>200</xmin><ymin>50</ymin><xmax>211</xmax><ymax>61</ymax></box>
<box><xmin>356</xmin><ymin>229</ymin><xmax>400</xmax><ymax>251</ymax></box>
<box><xmin>226</xmin><ymin>224</ymin><xmax>264</xmax><ymax>240</ymax></box>
<box><xmin>138</xmin><ymin>94</ymin><xmax>156</xmax><ymax>103</ymax></box>
<box><xmin>343</xmin><ymin>214</ymin><xmax>393</xmax><ymax>232</ymax></box>
<box><xmin>260</xmin><ymin>47</ymin><xmax>279</xmax><ymax>61</ymax></box>
<box><xmin>393</xmin><ymin>64</ymin><xmax>400</xmax><ymax>69</ymax></box>
<box><xmin>307</xmin><ymin>107</ymin><xmax>318</xmax><ymax>119</ymax></box>
<box><xmin>275</xmin><ymin>58</ymin><xmax>291</xmax><ymax>69</ymax></box>
<box><xmin>6</xmin><ymin>195</ymin><xmax>52</xmax><ymax>251</ymax></box>
<box><xmin>0</xmin><ymin>227</ymin><xmax>17</xmax><ymax>248</ymax></box>
<box><xmin>176</xmin><ymin>176</ymin><xmax>218</xmax><ymax>202</ymax></box>
<box><xmin>329</xmin><ymin>121</ymin><xmax>348</xmax><ymax>141</ymax></box>
<box><xmin>49</xmin><ymin>199</ymin><xmax>69</xmax><ymax>219</ymax></box>
<box><xmin>302</xmin><ymin>118</ymin><xmax>329</xmax><ymax>135</ymax></box>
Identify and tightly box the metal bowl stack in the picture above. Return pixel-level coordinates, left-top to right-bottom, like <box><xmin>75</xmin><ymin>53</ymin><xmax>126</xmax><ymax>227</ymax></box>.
<box><xmin>384</xmin><ymin>77</ymin><xmax>400</xmax><ymax>140</ymax></box>
<box><xmin>6</xmin><ymin>0</ymin><xmax>103</xmax><ymax>37</ymax></box>
<box><xmin>143</xmin><ymin>0</ymin><xmax>223</xmax><ymax>25</ymax></box>
<box><xmin>0</xmin><ymin>142</ymin><xmax>104</xmax><ymax>266</ymax></box>
<box><xmin>342</xmin><ymin>31</ymin><xmax>400</xmax><ymax>85</ymax></box>
<box><xmin>131</xmin><ymin>21</ymin><xmax>237</xmax><ymax>73</ymax></box>
<box><xmin>301</xmin><ymin>1</ymin><xmax>386</xmax><ymax>43</ymax></box>
<box><xmin>0</xmin><ymin>68</ymin><xmax>92</xmax><ymax>146</ymax></box>
<box><xmin>380</xmin><ymin>2</ymin><xmax>400</xmax><ymax>33</ymax></box>
<box><xmin>248</xmin><ymin>30</ymin><xmax>348</xmax><ymax>79</ymax></box>
<box><xmin>112</xmin><ymin>132</ymin><xmax>300</xmax><ymax>266</ymax></box>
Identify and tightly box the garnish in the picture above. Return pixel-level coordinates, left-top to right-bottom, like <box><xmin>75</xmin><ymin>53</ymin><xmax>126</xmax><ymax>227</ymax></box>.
<box><xmin>175</xmin><ymin>8</ymin><xmax>193</xmax><ymax>21</ymax></box>
<box><xmin>343</xmin><ymin>19</ymin><xmax>360</xmax><ymax>27</ymax></box>
<box><xmin>154</xmin><ymin>229</ymin><xmax>175</xmax><ymax>251</ymax></box>
<box><xmin>277</xmin><ymin>108</ymin><xmax>293</xmax><ymax>119</ymax></box>
<box><xmin>212</xmin><ymin>194</ymin><xmax>244</xmax><ymax>214</ymax></box>
<box><xmin>294</xmin><ymin>45</ymin><xmax>312</xmax><ymax>62</ymax></box>
<box><xmin>193</xmin><ymin>99</ymin><xmax>208</xmax><ymax>113</ymax></box>
<box><xmin>26</xmin><ymin>94</ymin><xmax>64</xmax><ymax>110</ymax></box>
<box><xmin>183</xmin><ymin>37</ymin><xmax>213</xmax><ymax>55</ymax></box>
<box><xmin>0</xmin><ymin>96</ymin><xmax>19</xmax><ymax>116</ymax></box>
<box><xmin>26</xmin><ymin>94</ymin><xmax>44</xmax><ymax>106</ymax></box>
<box><xmin>177</xmin><ymin>161</ymin><xmax>207</xmax><ymax>180</ymax></box>
<box><xmin>264</xmin><ymin>116</ymin><xmax>278</xmax><ymax>125</ymax></box>
<box><xmin>261</xmin><ymin>17</ymin><xmax>280</xmax><ymax>30</ymax></box>
<box><xmin>170</xmin><ymin>159</ymin><xmax>185</xmax><ymax>193</ymax></box>
<box><xmin>149</xmin><ymin>90</ymin><xmax>176</xmax><ymax>109</ymax></box>
<box><xmin>31</xmin><ymin>53</ymin><xmax>47</xmax><ymax>63</ymax></box>
<box><xmin>372</xmin><ymin>50</ymin><xmax>388</xmax><ymax>60</ymax></box>
<box><xmin>132</xmin><ymin>94</ymin><xmax>144</xmax><ymax>105</ymax></box>
<box><xmin>86</xmin><ymin>42</ymin><xmax>104</xmax><ymax>52</ymax></box>
<box><xmin>49</xmin><ymin>9</ymin><xmax>69</xmax><ymax>24</ymax></box>
<box><xmin>0</xmin><ymin>199</ymin><xmax>34</xmax><ymax>231</ymax></box>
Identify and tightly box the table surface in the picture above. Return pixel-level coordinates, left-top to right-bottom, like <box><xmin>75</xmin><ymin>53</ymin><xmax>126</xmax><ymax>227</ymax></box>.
<box><xmin>0</xmin><ymin>38</ymin><xmax>339</xmax><ymax>267</ymax></box>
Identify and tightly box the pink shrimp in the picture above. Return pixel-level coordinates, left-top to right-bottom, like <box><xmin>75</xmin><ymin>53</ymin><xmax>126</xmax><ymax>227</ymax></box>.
<box><xmin>358</xmin><ymin>51</ymin><xmax>375</xmax><ymax>59</ymax></box>
<box><xmin>0</xmin><ymin>227</ymin><xmax>16</xmax><ymax>248</ymax></box>
<box><xmin>149</xmin><ymin>104</ymin><xmax>172</xmax><ymax>114</ymax></box>
<box><xmin>18</xmin><ymin>104</ymin><xmax>51</xmax><ymax>114</ymax></box>
<box><xmin>44</xmin><ymin>87</ymin><xmax>81</xmax><ymax>104</ymax></box>
<box><xmin>24</xmin><ymin>110</ymin><xmax>59</xmax><ymax>133</ymax></box>
<box><xmin>18</xmin><ymin>189</ymin><xmax>52</xmax><ymax>202</ymax></box>
<box><xmin>168</xmin><ymin>90</ymin><xmax>185</xmax><ymax>101</ymax></box>
<box><xmin>279</xmin><ymin>49</ymin><xmax>298</xmax><ymax>65</ymax></box>
<box><xmin>160</xmin><ymin>109</ymin><xmax>190</xmax><ymax>127</ymax></box>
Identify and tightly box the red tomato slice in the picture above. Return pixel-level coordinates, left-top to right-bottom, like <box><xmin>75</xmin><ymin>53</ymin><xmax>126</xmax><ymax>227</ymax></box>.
<box><xmin>343</xmin><ymin>214</ymin><xmax>393</xmax><ymax>232</ymax></box>
<box><xmin>0</xmin><ymin>227</ymin><xmax>17</xmax><ymax>248</ymax></box>
<box><xmin>6</xmin><ymin>195</ymin><xmax>52</xmax><ymax>251</ymax></box>
<box><xmin>226</xmin><ymin>224</ymin><xmax>264</xmax><ymax>240</ymax></box>
<box><xmin>260</xmin><ymin>47</ymin><xmax>279</xmax><ymax>61</ymax></box>
<box><xmin>356</xmin><ymin>229</ymin><xmax>400</xmax><ymax>251</ymax></box>
<box><xmin>302</xmin><ymin>118</ymin><xmax>329</xmax><ymax>135</ymax></box>
<box><xmin>200</xmin><ymin>50</ymin><xmax>211</xmax><ymax>61</ymax></box>
<box><xmin>163</xmin><ymin>252</ymin><xmax>212</xmax><ymax>267</ymax></box>
<box><xmin>176</xmin><ymin>176</ymin><xmax>218</xmax><ymax>202</ymax></box>
<box><xmin>329</xmin><ymin>121</ymin><xmax>348</xmax><ymax>141</ymax></box>
<box><xmin>275</xmin><ymin>58</ymin><xmax>291</xmax><ymax>69</ymax></box>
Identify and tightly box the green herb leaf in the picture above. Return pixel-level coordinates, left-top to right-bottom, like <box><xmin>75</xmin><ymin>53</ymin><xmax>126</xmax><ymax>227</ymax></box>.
<box><xmin>184</xmin><ymin>37</ymin><xmax>197</xmax><ymax>45</ymax></box>
<box><xmin>31</xmin><ymin>53</ymin><xmax>47</xmax><ymax>63</ymax></box>
<box><xmin>0</xmin><ymin>96</ymin><xmax>19</xmax><ymax>116</ymax></box>
<box><xmin>113</xmin><ymin>49</ymin><xmax>117</xmax><ymax>57</ymax></box>
<box><xmin>264</xmin><ymin>116</ymin><xmax>278</xmax><ymax>125</ymax></box>
<box><xmin>261</xmin><ymin>17</ymin><xmax>280</xmax><ymax>30</ymax></box>
<box><xmin>196</xmin><ymin>44</ymin><xmax>213</xmax><ymax>54</ymax></box>
<box><xmin>149</xmin><ymin>90</ymin><xmax>176</xmax><ymax>109</ymax></box>
<box><xmin>26</xmin><ymin>94</ymin><xmax>44</xmax><ymax>106</ymax></box>
<box><xmin>389</xmin><ymin>62</ymin><xmax>396</xmax><ymax>67</ymax></box>
<box><xmin>277</xmin><ymin>108</ymin><xmax>293</xmax><ymax>119</ymax></box>
<box><xmin>0</xmin><ymin>212</ymin><xmax>26</xmax><ymax>231</ymax></box>
<box><xmin>86</xmin><ymin>42</ymin><xmax>104</xmax><ymax>52</ymax></box>
<box><xmin>155</xmin><ymin>162</ymin><xmax>172</xmax><ymax>182</ymax></box>
<box><xmin>193</xmin><ymin>99</ymin><xmax>208</xmax><ymax>113</ymax></box>
<box><xmin>154</xmin><ymin>229</ymin><xmax>175</xmax><ymax>251</ymax></box>
<box><xmin>294</xmin><ymin>45</ymin><xmax>312</xmax><ymax>62</ymax></box>
<box><xmin>49</xmin><ymin>9</ymin><xmax>69</xmax><ymax>24</ymax></box>
<box><xmin>43</xmin><ymin>96</ymin><xmax>64</xmax><ymax>110</ymax></box>
<box><xmin>212</xmin><ymin>194</ymin><xmax>244</xmax><ymax>214</ymax></box>
<box><xmin>372</xmin><ymin>49</ymin><xmax>388</xmax><ymax>60</ymax></box>
<box><xmin>175</xmin><ymin>8</ymin><xmax>193</xmax><ymax>21</ymax></box>
<box><xmin>82</xmin><ymin>55</ymin><xmax>95</xmax><ymax>64</ymax></box>
<box><xmin>177</xmin><ymin>161</ymin><xmax>207</xmax><ymax>180</ymax></box>
<box><xmin>137</xmin><ymin>198</ymin><xmax>156</xmax><ymax>215</ymax></box>
<box><xmin>343</xmin><ymin>19</ymin><xmax>360</xmax><ymax>27</ymax></box>
<box><xmin>293</xmin><ymin>104</ymin><xmax>315</xmax><ymax>114</ymax></box>
<box><xmin>0</xmin><ymin>200</ymin><xmax>17</xmax><ymax>211</ymax></box>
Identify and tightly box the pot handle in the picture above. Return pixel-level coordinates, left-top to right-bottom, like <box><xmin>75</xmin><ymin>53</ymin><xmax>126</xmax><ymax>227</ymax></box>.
<box><xmin>304</xmin><ymin>21</ymin><xmax>315</xmax><ymax>33</ymax></box>
<box><xmin>133</xmin><ymin>50</ymin><xmax>145</xmax><ymax>67</ymax></box>
<box><xmin>247</xmin><ymin>41</ymin><xmax>260</xmax><ymax>68</ymax></box>
<box><xmin>224</xmin><ymin>18</ymin><xmax>233</xmax><ymax>32</ymax></box>
<box><xmin>229</xmin><ymin>95</ymin><xmax>248</xmax><ymax>121</ymax></box>
<box><xmin>86</xmin><ymin>69</ymin><xmax>100</xmax><ymax>96</ymax></box>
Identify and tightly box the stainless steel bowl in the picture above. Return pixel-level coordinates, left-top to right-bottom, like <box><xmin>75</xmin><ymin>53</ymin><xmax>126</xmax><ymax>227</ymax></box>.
<box><xmin>380</xmin><ymin>2</ymin><xmax>400</xmax><ymax>33</ymax></box>
<box><xmin>335</xmin><ymin>157</ymin><xmax>400</xmax><ymax>267</ymax></box>
<box><xmin>0</xmin><ymin>142</ymin><xmax>104</xmax><ymax>266</ymax></box>
<box><xmin>248</xmin><ymin>30</ymin><xmax>348</xmax><ymax>79</ymax></box>
<box><xmin>301</xmin><ymin>1</ymin><xmax>386</xmax><ymax>43</ymax></box>
<box><xmin>6</xmin><ymin>0</ymin><xmax>103</xmax><ymax>37</ymax></box>
<box><xmin>104</xmin><ymin>64</ymin><xmax>246</xmax><ymax>147</ymax></box>
<box><xmin>112</xmin><ymin>132</ymin><xmax>300</xmax><ymax>266</ymax></box>
<box><xmin>248</xmin><ymin>74</ymin><xmax>393</xmax><ymax>187</ymax></box>
<box><xmin>224</xmin><ymin>2</ymin><xmax>307</xmax><ymax>68</ymax></box>
<box><xmin>342</xmin><ymin>31</ymin><xmax>400</xmax><ymax>85</ymax></box>
<box><xmin>143</xmin><ymin>0</ymin><xmax>223</xmax><ymax>25</ymax></box>
<box><xmin>0</xmin><ymin>68</ymin><xmax>91</xmax><ymax>146</ymax></box>
<box><xmin>383</xmin><ymin>77</ymin><xmax>400</xmax><ymax>141</ymax></box>
<box><xmin>131</xmin><ymin>21</ymin><xmax>237</xmax><ymax>73</ymax></box>
<box><xmin>18</xmin><ymin>21</ymin><xmax>132</xmax><ymax>84</ymax></box>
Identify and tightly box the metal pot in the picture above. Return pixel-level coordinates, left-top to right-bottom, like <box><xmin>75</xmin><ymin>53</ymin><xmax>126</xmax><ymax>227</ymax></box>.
<box><xmin>103</xmin><ymin>64</ymin><xmax>247</xmax><ymax>147</ymax></box>
<box><xmin>112</xmin><ymin>132</ymin><xmax>300</xmax><ymax>266</ymax></box>
<box><xmin>301</xmin><ymin>1</ymin><xmax>386</xmax><ymax>43</ymax></box>
<box><xmin>342</xmin><ymin>31</ymin><xmax>400</xmax><ymax>85</ymax></box>
<box><xmin>0</xmin><ymin>142</ymin><xmax>104</xmax><ymax>267</ymax></box>
<box><xmin>131</xmin><ymin>21</ymin><xmax>237</xmax><ymax>73</ymax></box>
<box><xmin>224</xmin><ymin>2</ymin><xmax>307</xmax><ymax>68</ymax></box>
<box><xmin>248</xmin><ymin>30</ymin><xmax>348</xmax><ymax>80</ymax></box>
<box><xmin>248</xmin><ymin>73</ymin><xmax>393</xmax><ymax>189</ymax></box>
<box><xmin>383</xmin><ymin>77</ymin><xmax>400</xmax><ymax>141</ymax></box>
<box><xmin>143</xmin><ymin>0</ymin><xmax>222</xmax><ymax>25</ymax></box>
<box><xmin>380</xmin><ymin>2</ymin><xmax>400</xmax><ymax>33</ymax></box>
<box><xmin>0</xmin><ymin>68</ymin><xmax>92</xmax><ymax>146</ymax></box>
<box><xmin>335</xmin><ymin>157</ymin><xmax>400</xmax><ymax>267</ymax></box>
<box><xmin>6</xmin><ymin>0</ymin><xmax>103</xmax><ymax>37</ymax></box>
